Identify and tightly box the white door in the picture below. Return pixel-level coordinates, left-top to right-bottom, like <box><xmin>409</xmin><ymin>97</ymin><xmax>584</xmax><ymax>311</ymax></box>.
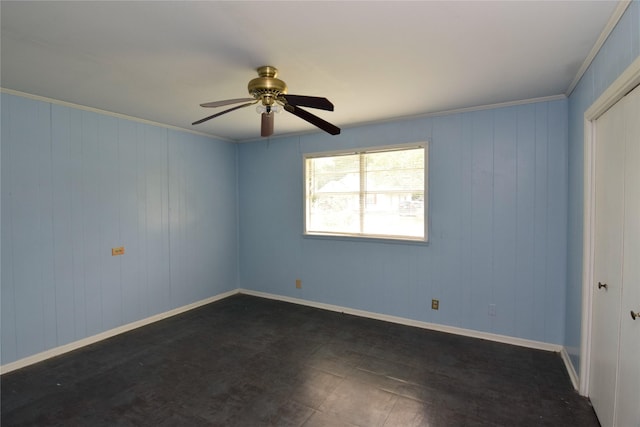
<box><xmin>589</xmin><ymin>83</ymin><xmax>640</xmax><ymax>427</ymax></box>
<box><xmin>614</xmin><ymin>84</ymin><xmax>640</xmax><ymax>427</ymax></box>
<box><xmin>589</xmin><ymin>89</ymin><xmax>626</xmax><ymax>427</ymax></box>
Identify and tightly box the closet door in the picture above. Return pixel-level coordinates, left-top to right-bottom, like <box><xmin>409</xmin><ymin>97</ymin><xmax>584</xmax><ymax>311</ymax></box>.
<box><xmin>614</xmin><ymin>84</ymin><xmax>640</xmax><ymax>427</ymax></box>
<box><xmin>589</xmin><ymin>89</ymin><xmax>626</xmax><ymax>427</ymax></box>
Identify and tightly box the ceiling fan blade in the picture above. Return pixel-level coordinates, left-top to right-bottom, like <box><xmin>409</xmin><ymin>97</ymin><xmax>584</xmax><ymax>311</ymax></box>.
<box><xmin>192</xmin><ymin>101</ymin><xmax>256</xmax><ymax>125</ymax></box>
<box><xmin>284</xmin><ymin>104</ymin><xmax>340</xmax><ymax>135</ymax></box>
<box><xmin>281</xmin><ymin>94</ymin><xmax>334</xmax><ymax>111</ymax></box>
<box><xmin>200</xmin><ymin>98</ymin><xmax>254</xmax><ymax>108</ymax></box>
<box><xmin>261</xmin><ymin>113</ymin><xmax>274</xmax><ymax>137</ymax></box>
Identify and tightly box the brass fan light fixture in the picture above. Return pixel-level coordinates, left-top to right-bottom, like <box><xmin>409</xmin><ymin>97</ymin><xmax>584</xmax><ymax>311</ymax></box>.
<box><xmin>193</xmin><ymin>66</ymin><xmax>340</xmax><ymax>137</ymax></box>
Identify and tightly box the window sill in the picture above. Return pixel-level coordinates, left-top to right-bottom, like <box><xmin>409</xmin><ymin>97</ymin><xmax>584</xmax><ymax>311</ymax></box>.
<box><xmin>303</xmin><ymin>233</ymin><xmax>429</xmax><ymax>246</ymax></box>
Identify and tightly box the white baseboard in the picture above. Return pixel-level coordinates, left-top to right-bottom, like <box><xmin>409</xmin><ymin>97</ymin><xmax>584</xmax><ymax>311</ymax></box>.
<box><xmin>0</xmin><ymin>289</ymin><xmax>239</xmax><ymax>374</ymax></box>
<box><xmin>238</xmin><ymin>289</ymin><xmax>563</xmax><ymax>353</ymax></box>
<box><xmin>2</xmin><ymin>288</ymin><xmax>569</xmax><ymax>379</ymax></box>
<box><xmin>560</xmin><ymin>347</ymin><xmax>580</xmax><ymax>391</ymax></box>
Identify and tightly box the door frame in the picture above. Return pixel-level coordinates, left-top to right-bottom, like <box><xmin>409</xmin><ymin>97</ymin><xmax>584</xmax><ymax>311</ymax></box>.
<box><xmin>580</xmin><ymin>55</ymin><xmax>640</xmax><ymax>396</ymax></box>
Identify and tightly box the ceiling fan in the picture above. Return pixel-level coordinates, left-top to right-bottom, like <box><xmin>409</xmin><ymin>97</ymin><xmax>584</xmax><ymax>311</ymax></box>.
<box><xmin>193</xmin><ymin>66</ymin><xmax>340</xmax><ymax>137</ymax></box>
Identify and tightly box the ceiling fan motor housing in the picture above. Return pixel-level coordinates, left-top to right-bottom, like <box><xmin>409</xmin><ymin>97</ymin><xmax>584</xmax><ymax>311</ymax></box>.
<box><xmin>248</xmin><ymin>66</ymin><xmax>287</xmax><ymax>106</ymax></box>
<box><xmin>194</xmin><ymin>64</ymin><xmax>339</xmax><ymax>136</ymax></box>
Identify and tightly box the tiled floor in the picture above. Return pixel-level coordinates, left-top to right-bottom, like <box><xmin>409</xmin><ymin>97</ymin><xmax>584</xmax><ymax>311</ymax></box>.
<box><xmin>1</xmin><ymin>294</ymin><xmax>599</xmax><ymax>426</ymax></box>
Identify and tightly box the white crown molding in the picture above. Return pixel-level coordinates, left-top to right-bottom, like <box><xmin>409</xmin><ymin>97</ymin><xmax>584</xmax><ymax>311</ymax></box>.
<box><xmin>566</xmin><ymin>1</ymin><xmax>633</xmax><ymax>96</ymax></box>
<box><xmin>354</xmin><ymin>95</ymin><xmax>568</xmax><ymax>130</ymax></box>
<box><xmin>3</xmin><ymin>89</ymin><xmax>567</xmax><ymax>146</ymax></box>
<box><xmin>240</xmin><ymin>95</ymin><xmax>568</xmax><ymax>144</ymax></box>
<box><xmin>0</xmin><ymin>88</ymin><xmax>235</xmax><ymax>143</ymax></box>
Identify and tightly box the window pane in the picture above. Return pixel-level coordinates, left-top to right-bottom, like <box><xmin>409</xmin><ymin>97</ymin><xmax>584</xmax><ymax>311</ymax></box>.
<box><xmin>305</xmin><ymin>144</ymin><xmax>427</xmax><ymax>241</ymax></box>
<box><xmin>308</xmin><ymin>154</ymin><xmax>360</xmax><ymax>193</ymax></box>
<box><xmin>361</xmin><ymin>148</ymin><xmax>424</xmax><ymax>238</ymax></box>
<box><xmin>363</xmin><ymin>192</ymin><xmax>424</xmax><ymax>238</ymax></box>
<box><xmin>365</xmin><ymin>150</ymin><xmax>423</xmax><ymax>188</ymax></box>
<box><xmin>307</xmin><ymin>193</ymin><xmax>360</xmax><ymax>234</ymax></box>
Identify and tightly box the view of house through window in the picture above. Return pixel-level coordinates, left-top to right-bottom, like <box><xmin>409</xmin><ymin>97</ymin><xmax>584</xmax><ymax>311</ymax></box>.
<box><xmin>304</xmin><ymin>143</ymin><xmax>427</xmax><ymax>241</ymax></box>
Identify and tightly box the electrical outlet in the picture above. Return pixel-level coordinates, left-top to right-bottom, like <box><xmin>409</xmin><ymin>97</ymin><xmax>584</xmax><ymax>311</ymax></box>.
<box><xmin>431</xmin><ymin>299</ymin><xmax>439</xmax><ymax>310</ymax></box>
<box><xmin>295</xmin><ymin>279</ymin><xmax>302</xmax><ymax>289</ymax></box>
<box><xmin>489</xmin><ymin>304</ymin><xmax>496</xmax><ymax>317</ymax></box>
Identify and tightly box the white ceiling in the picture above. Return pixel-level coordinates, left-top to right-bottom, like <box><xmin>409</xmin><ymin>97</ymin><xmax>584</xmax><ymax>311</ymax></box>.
<box><xmin>1</xmin><ymin>1</ymin><xmax>619</xmax><ymax>142</ymax></box>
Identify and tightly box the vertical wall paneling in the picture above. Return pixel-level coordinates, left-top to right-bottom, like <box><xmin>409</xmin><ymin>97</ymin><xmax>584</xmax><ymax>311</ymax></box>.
<box><xmin>81</xmin><ymin>110</ymin><xmax>104</xmax><ymax>336</ymax></box>
<box><xmin>51</xmin><ymin>105</ymin><xmax>76</xmax><ymax>346</ymax></box>
<box><xmin>545</xmin><ymin>100</ymin><xmax>568</xmax><ymax>345</ymax></box>
<box><xmin>515</xmin><ymin>104</ymin><xmax>536</xmax><ymax>340</ymax></box>
<box><xmin>458</xmin><ymin>113</ymin><xmax>474</xmax><ymax>329</ymax></box>
<box><xmin>492</xmin><ymin>107</ymin><xmax>517</xmax><ymax>337</ymax></box>
<box><xmin>68</xmin><ymin>108</ymin><xmax>88</xmax><ymax>340</ymax></box>
<box><xmin>118</xmin><ymin>119</ymin><xmax>141</xmax><ymax>324</ymax></box>
<box><xmin>1</xmin><ymin>94</ymin><xmax>238</xmax><ymax>366</ymax></box>
<box><xmin>469</xmin><ymin>110</ymin><xmax>494</xmax><ymax>333</ymax></box>
<box><xmin>98</xmin><ymin>116</ymin><xmax>122</xmax><ymax>331</ymax></box>
<box><xmin>532</xmin><ymin>103</ymin><xmax>549</xmax><ymax>342</ymax></box>
<box><xmin>168</xmin><ymin>131</ymin><xmax>186</xmax><ymax>306</ymax></box>
<box><xmin>1</xmin><ymin>94</ymin><xmax>17</xmax><ymax>363</ymax></box>
<box><xmin>166</xmin><ymin>130</ymin><xmax>239</xmax><ymax>307</ymax></box>
<box><xmin>39</xmin><ymin>101</ymin><xmax>57</xmax><ymax>351</ymax></box>
<box><xmin>10</xmin><ymin>97</ymin><xmax>50</xmax><ymax>358</ymax></box>
<box><xmin>239</xmin><ymin>99</ymin><xmax>569</xmax><ymax>345</ymax></box>
<box><xmin>432</xmin><ymin>114</ymin><xmax>463</xmax><ymax>324</ymax></box>
<box><xmin>135</xmin><ymin>123</ymin><xmax>150</xmax><ymax>319</ymax></box>
<box><xmin>634</xmin><ymin>1</ymin><xmax>640</xmax><ymax>56</ymax></box>
<box><xmin>143</xmin><ymin>125</ymin><xmax>171</xmax><ymax>313</ymax></box>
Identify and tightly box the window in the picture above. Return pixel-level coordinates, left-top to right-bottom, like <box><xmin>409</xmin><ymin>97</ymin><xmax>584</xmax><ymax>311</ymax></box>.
<box><xmin>304</xmin><ymin>143</ymin><xmax>428</xmax><ymax>242</ymax></box>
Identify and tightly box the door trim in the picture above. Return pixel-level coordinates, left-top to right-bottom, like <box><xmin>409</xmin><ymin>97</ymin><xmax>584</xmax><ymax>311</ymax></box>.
<box><xmin>580</xmin><ymin>55</ymin><xmax>640</xmax><ymax>396</ymax></box>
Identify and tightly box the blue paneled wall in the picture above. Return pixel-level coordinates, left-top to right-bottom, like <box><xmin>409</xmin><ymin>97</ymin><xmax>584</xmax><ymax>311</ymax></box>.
<box><xmin>1</xmin><ymin>93</ymin><xmax>238</xmax><ymax>365</ymax></box>
<box><xmin>11</xmin><ymin>6</ymin><xmax>637</xmax><ymax>363</ymax></box>
<box><xmin>0</xmin><ymin>95</ymin><xmax>569</xmax><ymax>365</ymax></box>
<box><xmin>239</xmin><ymin>99</ymin><xmax>568</xmax><ymax>345</ymax></box>
<box><xmin>566</xmin><ymin>1</ymin><xmax>640</xmax><ymax>375</ymax></box>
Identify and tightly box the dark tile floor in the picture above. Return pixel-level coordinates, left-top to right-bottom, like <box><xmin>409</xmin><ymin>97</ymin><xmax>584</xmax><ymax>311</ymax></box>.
<box><xmin>1</xmin><ymin>294</ymin><xmax>599</xmax><ymax>426</ymax></box>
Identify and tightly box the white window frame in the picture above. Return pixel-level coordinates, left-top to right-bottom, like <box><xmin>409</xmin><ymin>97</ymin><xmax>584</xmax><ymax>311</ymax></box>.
<box><xmin>303</xmin><ymin>142</ymin><xmax>429</xmax><ymax>243</ymax></box>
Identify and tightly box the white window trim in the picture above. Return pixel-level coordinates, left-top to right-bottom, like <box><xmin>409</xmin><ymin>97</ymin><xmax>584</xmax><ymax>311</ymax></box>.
<box><xmin>303</xmin><ymin>142</ymin><xmax>429</xmax><ymax>243</ymax></box>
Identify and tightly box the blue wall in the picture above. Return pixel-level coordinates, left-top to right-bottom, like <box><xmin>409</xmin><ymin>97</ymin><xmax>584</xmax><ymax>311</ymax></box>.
<box><xmin>1</xmin><ymin>93</ymin><xmax>238</xmax><ymax>365</ymax></box>
<box><xmin>239</xmin><ymin>99</ymin><xmax>568</xmax><ymax>345</ymax></box>
<box><xmin>7</xmin><ymin>2</ymin><xmax>636</xmax><ymax>366</ymax></box>
<box><xmin>565</xmin><ymin>1</ymin><xmax>640</xmax><ymax>375</ymax></box>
